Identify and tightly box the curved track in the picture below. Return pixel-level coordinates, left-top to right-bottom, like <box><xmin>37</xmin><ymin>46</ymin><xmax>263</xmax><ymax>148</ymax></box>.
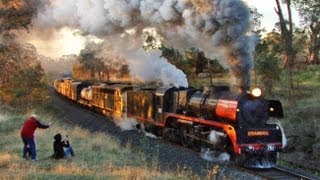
<box><xmin>250</xmin><ymin>167</ymin><xmax>315</xmax><ymax>180</ymax></box>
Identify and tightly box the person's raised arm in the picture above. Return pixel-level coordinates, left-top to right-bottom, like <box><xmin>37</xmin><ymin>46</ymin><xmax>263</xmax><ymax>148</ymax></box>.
<box><xmin>36</xmin><ymin>120</ymin><xmax>49</xmax><ymax>129</ymax></box>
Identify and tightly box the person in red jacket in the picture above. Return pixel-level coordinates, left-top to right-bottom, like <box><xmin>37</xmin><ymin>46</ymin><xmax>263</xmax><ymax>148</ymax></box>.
<box><xmin>20</xmin><ymin>114</ymin><xmax>49</xmax><ymax>160</ymax></box>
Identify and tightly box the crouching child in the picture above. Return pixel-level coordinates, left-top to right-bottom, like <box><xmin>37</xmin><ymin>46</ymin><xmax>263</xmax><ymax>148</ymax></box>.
<box><xmin>52</xmin><ymin>133</ymin><xmax>75</xmax><ymax>159</ymax></box>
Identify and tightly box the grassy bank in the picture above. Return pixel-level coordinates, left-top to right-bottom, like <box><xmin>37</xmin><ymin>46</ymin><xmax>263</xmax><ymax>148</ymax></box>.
<box><xmin>0</xmin><ymin>109</ymin><xmax>198</xmax><ymax>179</ymax></box>
<box><xmin>278</xmin><ymin>65</ymin><xmax>320</xmax><ymax>172</ymax></box>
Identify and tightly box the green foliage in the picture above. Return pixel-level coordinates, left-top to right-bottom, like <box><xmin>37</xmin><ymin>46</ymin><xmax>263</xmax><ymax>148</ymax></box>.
<box><xmin>78</xmin><ymin>47</ymin><xmax>103</xmax><ymax>80</ymax></box>
<box><xmin>73</xmin><ymin>43</ymin><xmax>130</xmax><ymax>82</ymax></box>
<box><xmin>160</xmin><ymin>46</ymin><xmax>226</xmax><ymax>83</ymax></box>
<box><xmin>209</xmin><ymin>59</ymin><xmax>227</xmax><ymax>74</ymax></box>
<box><xmin>294</xmin><ymin>65</ymin><xmax>320</xmax><ymax>86</ymax></box>
<box><xmin>0</xmin><ymin>41</ymin><xmax>48</xmax><ymax>110</ymax></box>
<box><xmin>293</xmin><ymin>0</ymin><xmax>320</xmax><ymax>64</ymax></box>
<box><xmin>293</xmin><ymin>28</ymin><xmax>309</xmax><ymax>58</ymax></box>
<box><xmin>248</xmin><ymin>6</ymin><xmax>264</xmax><ymax>33</ymax></box>
<box><xmin>293</xmin><ymin>0</ymin><xmax>320</xmax><ymax>25</ymax></box>
<box><xmin>278</xmin><ymin>65</ymin><xmax>320</xmax><ymax>165</ymax></box>
<box><xmin>0</xmin><ymin>0</ymin><xmax>37</xmax><ymax>32</ymax></box>
<box><xmin>255</xmin><ymin>53</ymin><xmax>282</xmax><ymax>95</ymax></box>
<box><xmin>254</xmin><ymin>33</ymin><xmax>283</xmax><ymax>95</ymax></box>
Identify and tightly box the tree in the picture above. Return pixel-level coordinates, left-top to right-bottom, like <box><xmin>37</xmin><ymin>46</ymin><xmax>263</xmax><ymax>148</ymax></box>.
<box><xmin>160</xmin><ymin>46</ymin><xmax>193</xmax><ymax>77</ymax></box>
<box><xmin>0</xmin><ymin>0</ymin><xmax>37</xmax><ymax>33</ymax></box>
<box><xmin>76</xmin><ymin>45</ymin><xmax>110</xmax><ymax>82</ymax></box>
<box><xmin>275</xmin><ymin>0</ymin><xmax>296</xmax><ymax>96</ymax></box>
<box><xmin>78</xmin><ymin>51</ymin><xmax>99</xmax><ymax>80</ymax></box>
<box><xmin>249</xmin><ymin>6</ymin><xmax>264</xmax><ymax>34</ymax></box>
<box><xmin>184</xmin><ymin>48</ymin><xmax>207</xmax><ymax>75</ymax></box>
<box><xmin>117</xmin><ymin>64</ymin><xmax>130</xmax><ymax>80</ymax></box>
<box><xmin>0</xmin><ymin>0</ymin><xmax>47</xmax><ymax>109</ymax></box>
<box><xmin>293</xmin><ymin>0</ymin><xmax>320</xmax><ymax>64</ymax></box>
<box><xmin>0</xmin><ymin>0</ymin><xmax>38</xmax><ymax>87</ymax></box>
<box><xmin>293</xmin><ymin>28</ymin><xmax>309</xmax><ymax>62</ymax></box>
<box><xmin>254</xmin><ymin>33</ymin><xmax>282</xmax><ymax>95</ymax></box>
<box><xmin>74</xmin><ymin>43</ymin><xmax>131</xmax><ymax>82</ymax></box>
<box><xmin>0</xmin><ymin>42</ymin><xmax>47</xmax><ymax>108</ymax></box>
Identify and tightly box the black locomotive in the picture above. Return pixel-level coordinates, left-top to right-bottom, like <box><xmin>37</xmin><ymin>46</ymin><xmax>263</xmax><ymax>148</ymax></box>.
<box><xmin>54</xmin><ymin>78</ymin><xmax>285</xmax><ymax>168</ymax></box>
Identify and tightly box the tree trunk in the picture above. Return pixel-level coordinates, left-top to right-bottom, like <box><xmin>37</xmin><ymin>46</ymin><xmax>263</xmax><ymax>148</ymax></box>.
<box><xmin>275</xmin><ymin>0</ymin><xmax>296</xmax><ymax>96</ymax></box>
<box><xmin>90</xmin><ymin>69</ymin><xmax>95</xmax><ymax>80</ymax></box>
<box><xmin>307</xmin><ymin>23</ymin><xmax>320</xmax><ymax>64</ymax></box>
<box><xmin>285</xmin><ymin>53</ymin><xmax>295</xmax><ymax>96</ymax></box>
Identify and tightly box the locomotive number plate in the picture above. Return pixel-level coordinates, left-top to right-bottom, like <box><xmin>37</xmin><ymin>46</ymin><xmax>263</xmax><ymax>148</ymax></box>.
<box><xmin>247</xmin><ymin>131</ymin><xmax>269</xmax><ymax>136</ymax></box>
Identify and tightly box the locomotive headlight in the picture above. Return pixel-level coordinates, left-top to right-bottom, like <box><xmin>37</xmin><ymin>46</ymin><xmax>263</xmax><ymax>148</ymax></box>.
<box><xmin>251</xmin><ymin>88</ymin><xmax>262</xmax><ymax>97</ymax></box>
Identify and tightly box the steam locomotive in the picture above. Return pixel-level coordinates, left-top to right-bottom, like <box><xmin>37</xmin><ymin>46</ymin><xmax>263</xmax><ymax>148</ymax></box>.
<box><xmin>54</xmin><ymin>78</ymin><xmax>285</xmax><ymax>168</ymax></box>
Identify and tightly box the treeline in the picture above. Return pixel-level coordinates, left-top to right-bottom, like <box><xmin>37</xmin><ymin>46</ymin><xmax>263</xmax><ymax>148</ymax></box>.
<box><xmin>0</xmin><ymin>39</ymin><xmax>48</xmax><ymax>109</ymax></box>
<box><xmin>72</xmin><ymin>43</ymin><xmax>131</xmax><ymax>82</ymax></box>
<box><xmin>0</xmin><ymin>0</ymin><xmax>47</xmax><ymax>110</ymax></box>
<box><xmin>253</xmin><ymin>0</ymin><xmax>319</xmax><ymax>96</ymax></box>
<box><xmin>159</xmin><ymin>46</ymin><xmax>227</xmax><ymax>83</ymax></box>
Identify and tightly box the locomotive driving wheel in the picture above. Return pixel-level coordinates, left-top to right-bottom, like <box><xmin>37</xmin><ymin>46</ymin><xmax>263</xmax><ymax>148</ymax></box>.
<box><xmin>180</xmin><ymin>125</ymin><xmax>192</xmax><ymax>147</ymax></box>
<box><xmin>180</xmin><ymin>124</ymin><xmax>201</xmax><ymax>151</ymax></box>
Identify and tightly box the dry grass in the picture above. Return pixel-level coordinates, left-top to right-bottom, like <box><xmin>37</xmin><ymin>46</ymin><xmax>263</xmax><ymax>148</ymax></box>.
<box><xmin>0</xmin><ymin>110</ymin><xmax>200</xmax><ymax>179</ymax></box>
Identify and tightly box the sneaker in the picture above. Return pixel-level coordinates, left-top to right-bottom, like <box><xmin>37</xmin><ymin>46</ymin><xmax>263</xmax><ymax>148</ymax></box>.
<box><xmin>31</xmin><ymin>159</ymin><xmax>37</xmax><ymax>161</ymax></box>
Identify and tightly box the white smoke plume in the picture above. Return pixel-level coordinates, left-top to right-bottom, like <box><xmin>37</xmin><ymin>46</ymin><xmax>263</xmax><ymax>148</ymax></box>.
<box><xmin>123</xmin><ymin>49</ymin><xmax>188</xmax><ymax>87</ymax></box>
<box><xmin>114</xmin><ymin>117</ymin><xmax>138</xmax><ymax>131</ymax></box>
<box><xmin>200</xmin><ymin>148</ymin><xmax>230</xmax><ymax>162</ymax></box>
<box><xmin>32</xmin><ymin>0</ymin><xmax>255</xmax><ymax>90</ymax></box>
<box><xmin>135</xmin><ymin>121</ymin><xmax>158</xmax><ymax>138</ymax></box>
<box><xmin>144</xmin><ymin>132</ymin><xmax>158</xmax><ymax>139</ymax></box>
<box><xmin>209</xmin><ymin>130</ymin><xmax>220</xmax><ymax>144</ymax></box>
<box><xmin>85</xmin><ymin>39</ymin><xmax>188</xmax><ymax>87</ymax></box>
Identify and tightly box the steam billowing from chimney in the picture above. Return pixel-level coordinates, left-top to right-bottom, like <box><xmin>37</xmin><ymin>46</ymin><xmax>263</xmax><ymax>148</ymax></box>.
<box><xmin>33</xmin><ymin>0</ymin><xmax>255</xmax><ymax>90</ymax></box>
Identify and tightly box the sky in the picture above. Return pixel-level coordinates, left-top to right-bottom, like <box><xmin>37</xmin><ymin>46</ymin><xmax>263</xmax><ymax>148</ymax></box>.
<box><xmin>27</xmin><ymin>28</ymin><xmax>87</xmax><ymax>58</ymax></box>
<box><xmin>245</xmin><ymin>0</ymin><xmax>301</xmax><ymax>32</ymax></box>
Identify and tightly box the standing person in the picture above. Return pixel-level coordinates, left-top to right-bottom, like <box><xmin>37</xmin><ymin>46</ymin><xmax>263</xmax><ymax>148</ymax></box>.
<box><xmin>20</xmin><ymin>114</ymin><xmax>50</xmax><ymax>160</ymax></box>
<box><xmin>52</xmin><ymin>133</ymin><xmax>75</xmax><ymax>159</ymax></box>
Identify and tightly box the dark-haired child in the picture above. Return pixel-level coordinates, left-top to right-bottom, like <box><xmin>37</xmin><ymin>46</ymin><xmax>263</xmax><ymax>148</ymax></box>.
<box><xmin>52</xmin><ymin>134</ymin><xmax>75</xmax><ymax>159</ymax></box>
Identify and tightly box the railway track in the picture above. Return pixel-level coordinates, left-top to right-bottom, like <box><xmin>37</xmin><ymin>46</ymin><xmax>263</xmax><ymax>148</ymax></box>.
<box><xmin>250</xmin><ymin>166</ymin><xmax>315</xmax><ymax>180</ymax></box>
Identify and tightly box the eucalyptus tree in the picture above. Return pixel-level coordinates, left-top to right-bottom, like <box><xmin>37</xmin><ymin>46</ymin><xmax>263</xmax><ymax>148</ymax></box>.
<box><xmin>293</xmin><ymin>0</ymin><xmax>320</xmax><ymax>64</ymax></box>
<box><xmin>0</xmin><ymin>0</ymin><xmax>37</xmax><ymax>33</ymax></box>
<box><xmin>0</xmin><ymin>0</ymin><xmax>38</xmax><ymax>87</ymax></box>
<box><xmin>254</xmin><ymin>32</ymin><xmax>282</xmax><ymax>95</ymax></box>
<box><xmin>274</xmin><ymin>0</ymin><xmax>296</xmax><ymax>96</ymax></box>
<box><xmin>0</xmin><ymin>0</ymin><xmax>48</xmax><ymax>108</ymax></box>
